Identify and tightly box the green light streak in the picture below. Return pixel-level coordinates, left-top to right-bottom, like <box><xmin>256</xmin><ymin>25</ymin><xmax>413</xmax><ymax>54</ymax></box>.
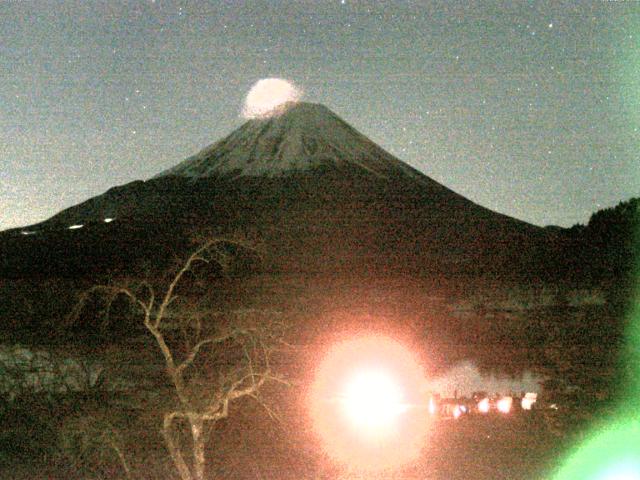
<box><xmin>552</xmin><ymin>418</ymin><xmax>640</xmax><ymax>480</ymax></box>
<box><xmin>552</xmin><ymin>201</ymin><xmax>640</xmax><ymax>479</ymax></box>
<box><xmin>620</xmin><ymin>16</ymin><xmax>640</xmax><ymax>169</ymax></box>
<box><xmin>624</xmin><ymin>42</ymin><xmax>640</xmax><ymax>114</ymax></box>
<box><xmin>623</xmin><ymin>265</ymin><xmax>640</xmax><ymax>404</ymax></box>
<box><xmin>553</xmin><ymin>185</ymin><xmax>640</xmax><ymax>480</ymax></box>
<box><xmin>552</xmin><ymin>15</ymin><xmax>640</xmax><ymax>479</ymax></box>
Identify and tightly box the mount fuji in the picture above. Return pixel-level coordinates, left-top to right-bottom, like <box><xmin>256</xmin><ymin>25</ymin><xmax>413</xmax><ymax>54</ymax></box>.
<box><xmin>154</xmin><ymin>102</ymin><xmax>429</xmax><ymax>182</ymax></box>
<box><xmin>0</xmin><ymin>102</ymin><xmax>558</xmax><ymax>278</ymax></box>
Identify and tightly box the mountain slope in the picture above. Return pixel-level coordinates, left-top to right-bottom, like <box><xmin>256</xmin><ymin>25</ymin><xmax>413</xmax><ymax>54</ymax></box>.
<box><xmin>0</xmin><ymin>102</ymin><xmax>558</xmax><ymax>278</ymax></box>
<box><xmin>153</xmin><ymin>102</ymin><xmax>428</xmax><ymax>182</ymax></box>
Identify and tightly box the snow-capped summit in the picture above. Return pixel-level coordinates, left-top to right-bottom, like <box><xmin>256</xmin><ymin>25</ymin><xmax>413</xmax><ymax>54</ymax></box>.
<box><xmin>154</xmin><ymin>102</ymin><xmax>425</xmax><ymax>182</ymax></box>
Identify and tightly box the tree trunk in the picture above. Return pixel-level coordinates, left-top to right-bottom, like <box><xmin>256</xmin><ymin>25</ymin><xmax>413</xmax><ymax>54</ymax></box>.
<box><xmin>163</xmin><ymin>413</ymin><xmax>193</xmax><ymax>480</ymax></box>
<box><xmin>192</xmin><ymin>418</ymin><xmax>206</xmax><ymax>480</ymax></box>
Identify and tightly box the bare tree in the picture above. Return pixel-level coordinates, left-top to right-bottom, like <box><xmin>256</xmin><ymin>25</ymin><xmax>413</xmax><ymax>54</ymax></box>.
<box><xmin>69</xmin><ymin>238</ymin><xmax>288</xmax><ymax>480</ymax></box>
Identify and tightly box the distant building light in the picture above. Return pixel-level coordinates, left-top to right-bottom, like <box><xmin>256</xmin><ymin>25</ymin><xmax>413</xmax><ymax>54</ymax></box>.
<box><xmin>20</xmin><ymin>230</ymin><xmax>36</xmax><ymax>235</ymax></box>
<box><xmin>104</xmin><ymin>217</ymin><xmax>114</xmax><ymax>223</ymax></box>
<box><xmin>68</xmin><ymin>224</ymin><xmax>84</xmax><ymax>230</ymax></box>
<box><xmin>478</xmin><ymin>398</ymin><xmax>490</xmax><ymax>413</ymax></box>
<box><xmin>497</xmin><ymin>396</ymin><xmax>513</xmax><ymax>414</ymax></box>
<box><xmin>453</xmin><ymin>405</ymin><xmax>462</xmax><ymax>419</ymax></box>
<box><xmin>521</xmin><ymin>392</ymin><xmax>538</xmax><ymax>410</ymax></box>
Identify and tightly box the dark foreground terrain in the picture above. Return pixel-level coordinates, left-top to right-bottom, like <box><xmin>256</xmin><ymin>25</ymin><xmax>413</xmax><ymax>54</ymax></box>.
<box><xmin>0</xmin><ymin>406</ymin><xmax>571</xmax><ymax>480</ymax></box>
<box><xmin>0</xmin><ymin>284</ymin><xmax>623</xmax><ymax>480</ymax></box>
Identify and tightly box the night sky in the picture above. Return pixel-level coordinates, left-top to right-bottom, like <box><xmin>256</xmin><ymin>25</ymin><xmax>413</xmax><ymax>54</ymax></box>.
<box><xmin>1</xmin><ymin>1</ymin><xmax>638</xmax><ymax>230</ymax></box>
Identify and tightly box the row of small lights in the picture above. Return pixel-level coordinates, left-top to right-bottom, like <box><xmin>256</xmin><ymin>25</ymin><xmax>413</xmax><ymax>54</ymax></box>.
<box><xmin>20</xmin><ymin>217</ymin><xmax>115</xmax><ymax>236</ymax></box>
<box><xmin>429</xmin><ymin>393</ymin><xmax>538</xmax><ymax>419</ymax></box>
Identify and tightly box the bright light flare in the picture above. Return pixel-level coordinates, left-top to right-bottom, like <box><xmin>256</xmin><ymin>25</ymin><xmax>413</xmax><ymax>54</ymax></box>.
<box><xmin>242</xmin><ymin>78</ymin><xmax>302</xmax><ymax>119</ymax></box>
<box><xmin>478</xmin><ymin>397</ymin><xmax>490</xmax><ymax>413</ymax></box>
<box><xmin>341</xmin><ymin>370</ymin><xmax>407</xmax><ymax>431</ymax></box>
<box><xmin>309</xmin><ymin>334</ymin><xmax>429</xmax><ymax>472</ymax></box>
<box><xmin>497</xmin><ymin>396</ymin><xmax>513</xmax><ymax>414</ymax></box>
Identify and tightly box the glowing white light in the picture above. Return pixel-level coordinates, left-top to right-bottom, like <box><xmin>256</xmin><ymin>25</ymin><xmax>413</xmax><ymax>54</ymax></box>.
<box><xmin>242</xmin><ymin>78</ymin><xmax>302</xmax><ymax>119</ymax></box>
<box><xmin>428</xmin><ymin>397</ymin><xmax>437</xmax><ymax>415</ymax></box>
<box><xmin>478</xmin><ymin>397</ymin><xmax>490</xmax><ymax>413</ymax></box>
<box><xmin>104</xmin><ymin>217</ymin><xmax>114</xmax><ymax>223</ymax></box>
<box><xmin>497</xmin><ymin>396</ymin><xmax>513</xmax><ymax>414</ymax></box>
<box><xmin>521</xmin><ymin>392</ymin><xmax>537</xmax><ymax>410</ymax></box>
<box><xmin>20</xmin><ymin>230</ymin><xmax>36</xmax><ymax>236</ymax></box>
<box><xmin>453</xmin><ymin>405</ymin><xmax>462</xmax><ymax>419</ymax></box>
<box><xmin>596</xmin><ymin>460</ymin><xmax>640</xmax><ymax>480</ymax></box>
<box><xmin>68</xmin><ymin>224</ymin><xmax>84</xmax><ymax>230</ymax></box>
<box><xmin>341</xmin><ymin>370</ymin><xmax>406</xmax><ymax>431</ymax></box>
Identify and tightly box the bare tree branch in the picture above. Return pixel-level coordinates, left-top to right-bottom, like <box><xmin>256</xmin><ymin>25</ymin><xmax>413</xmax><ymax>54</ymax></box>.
<box><xmin>174</xmin><ymin>332</ymin><xmax>236</xmax><ymax>376</ymax></box>
<box><xmin>70</xmin><ymin>237</ymin><xmax>283</xmax><ymax>480</ymax></box>
<box><xmin>154</xmin><ymin>238</ymin><xmax>233</xmax><ymax>329</ymax></box>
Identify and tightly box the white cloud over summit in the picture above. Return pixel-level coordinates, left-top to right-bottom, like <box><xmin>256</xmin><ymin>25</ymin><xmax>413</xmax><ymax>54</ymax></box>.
<box><xmin>242</xmin><ymin>78</ymin><xmax>303</xmax><ymax>119</ymax></box>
